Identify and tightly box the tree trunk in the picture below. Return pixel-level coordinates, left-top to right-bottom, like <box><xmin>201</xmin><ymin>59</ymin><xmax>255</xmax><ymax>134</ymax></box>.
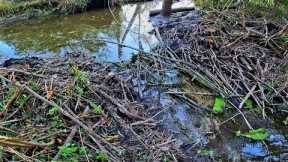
<box><xmin>161</xmin><ymin>0</ymin><xmax>173</xmax><ymax>16</ymax></box>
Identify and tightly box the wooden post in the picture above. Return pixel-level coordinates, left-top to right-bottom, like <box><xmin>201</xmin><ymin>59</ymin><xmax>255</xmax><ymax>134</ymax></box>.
<box><xmin>161</xmin><ymin>0</ymin><xmax>173</xmax><ymax>16</ymax></box>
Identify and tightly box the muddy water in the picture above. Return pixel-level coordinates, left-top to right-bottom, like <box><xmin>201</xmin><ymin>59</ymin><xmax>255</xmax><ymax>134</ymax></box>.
<box><xmin>0</xmin><ymin>1</ymin><xmax>161</xmax><ymax>63</ymax></box>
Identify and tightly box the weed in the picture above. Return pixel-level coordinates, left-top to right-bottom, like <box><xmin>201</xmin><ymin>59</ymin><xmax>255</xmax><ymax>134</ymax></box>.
<box><xmin>58</xmin><ymin>0</ymin><xmax>89</xmax><ymax>13</ymax></box>
<box><xmin>280</xmin><ymin>35</ymin><xmax>288</xmax><ymax>44</ymax></box>
<box><xmin>48</xmin><ymin>106</ymin><xmax>59</xmax><ymax>116</ymax></box>
<box><xmin>28</xmin><ymin>80</ymin><xmax>41</xmax><ymax>93</ymax></box>
<box><xmin>51</xmin><ymin>116</ymin><xmax>65</xmax><ymax>128</ymax></box>
<box><xmin>79</xmin><ymin>146</ymin><xmax>88</xmax><ymax>155</ymax></box>
<box><xmin>197</xmin><ymin>148</ymin><xmax>215</xmax><ymax>156</ymax></box>
<box><xmin>70</xmin><ymin>65</ymin><xmax>89</xmax><ymax>85</ymax></box>
<box><xmin>59</xmin><ymin>143</ymin><xmax>78</xmax><ymax>159</ymax></box>
<box><xmin>70</xmin><ymin>65</ymin><xmax>89</xmax><ymax>97</ymax></box>
<box><xmin>91</xmin><ymin>103</ymin><xmax>103</xmax><ymax>115</ymax></box>
<box><xmin>95</xmin><ymin>150</ymin><xmax>108</xmax><ymax>162</ymax></box>
<box><xmin>58</xmin><ymin>144</ymin><xmax>92</xmax><ymax>161</ymax></box>
<box><xmin>244</xmin><ymin>99</ymin><xmax>253</xmax><ymax>109</ymax></box>
<box><xmin>237</xmin><ymin>128</ymin><xmax>270</xmax><ymax>141</ymax></box>
<box><xmin>75</xmin><ymin>85</ymin><xmax>85</xmax><ymax>96</ymax></box>
<box><xmin>48</xmin><ymin>106</ymin><xmax>65</xmax><ymax>129</ymax></box>
<box><xmin>4</xmin><ymin>86</ymin><xmax>17</xmax><ymax>103</ymax></box>
<box><xmin>15</xmin><ymin>94</ymin><xmax>29</xmax><ymax>108</ymax></box>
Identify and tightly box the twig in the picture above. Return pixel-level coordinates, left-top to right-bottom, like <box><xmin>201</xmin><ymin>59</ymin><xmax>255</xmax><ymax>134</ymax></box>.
<box><xmin>0</xmin><ymin>75</ymin><xmax>119</xmax><ymax>161</ymax></box>
<box><xmin>52</xmin><ymin>106</ymin><xmax>90</xmax><ymax>161</ymax></box>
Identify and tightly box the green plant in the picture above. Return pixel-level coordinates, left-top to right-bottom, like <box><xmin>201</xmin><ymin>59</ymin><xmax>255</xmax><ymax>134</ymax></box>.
<box><xmin>58</xmin><ymin>0</ymin><xmax>89</xmax><ymax>13</ymax></box>
<box><xmin>248</xmin><ymin>0</ymin><xmax>275</xmax><ymax>8</ymax></box>
<box><xmin>75</xmin><ymin>85</ymin><xmax>85</xmax><ymax>96</ymax></box>
<box><xmin>28</xmin><ymin>80</ymin><xmax>41</xmax><ymax>93</ymax></box>
<box><xmin>236</xmin><ymin>128</ymin><xmax>270</xmax><ymax>141</ymax></box>
<box><xmin>48</xmin><ymin>106</ymin><xmax>59</xmax><ymax>116</ymax></box>
<box><xmin>95</xmin><ymin>150</ymin><xmax>108</xmax><ymax>162</ymax></box>
<box><xmin>4</xmin><ymin>86</ymin><xmax>17</xmax><ymax>103</ymax></box>
<box><xmin>244</xmin><ymin>99</ymin><xmax>253</xmax><ymax>109</ymax></box>
<box><xmin>48</xmin><ymin>106</ymin><xmax>64</xmax><ymax>129</ymax></box>
<box><xmin>70</xmin><ymin>65</ymin><xmax>89</xmax><ymax>85</ymax></box>
<box><xmin>0</xmin><ymin>1</ymin><xmax>18</xmax><ymax>16</ymax></box>
<box><xmin>59</xmin><ymin>143</ymin><xmax>78</xmax><ymax>159</ymax></box>
<box><xmin>79</xmin><ymin>146</ymin><xmax>88</xmax><ymax>155</ymax></box>
<box><xmin>213</xmin><ymin>97</ymin><xmax>225</xmax><ymax>113</ymax></box>
<box><xmin>15</xmin><ymin>94</ymin><xmax>29</xmax><ymax>108</ymax></box>
<box><xmin>70</xmin><ymin>65</ymin><xmax>89</xmax><ymax>96</ymax></box>
<box><xmin>280</xmin><ymin>35</ymin><xmax>288</xmax><ymax>44</ymax></box>
<box><xmin>197</xmin><ymin>148</ymin><xmax>215</xmax><ymax>156</ymax></box>
<box><xmin>91</xmin><ymin>103</ymin><xmax>103</xmax><ymax>115</ymax></box>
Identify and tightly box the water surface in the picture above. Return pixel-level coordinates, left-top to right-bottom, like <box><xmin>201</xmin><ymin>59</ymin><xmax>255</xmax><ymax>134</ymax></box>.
<box><xmin>0</xmin><ymin>2</ymin><xmax>160</xmax><ymax>63</ymax></box>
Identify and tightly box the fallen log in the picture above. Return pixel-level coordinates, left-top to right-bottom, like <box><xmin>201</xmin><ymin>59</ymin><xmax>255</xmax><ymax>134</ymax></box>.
<box><xmin>149</xmin><ymin>6</ymin><xmax>195</xmax><ymax>16</ymax></box>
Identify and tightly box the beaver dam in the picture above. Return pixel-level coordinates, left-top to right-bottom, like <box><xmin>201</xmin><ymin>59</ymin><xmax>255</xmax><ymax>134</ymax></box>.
<box><xmin>0</xmin><ymin>0</ymin><xmax>287</xmax><ymax>161</ymax></box>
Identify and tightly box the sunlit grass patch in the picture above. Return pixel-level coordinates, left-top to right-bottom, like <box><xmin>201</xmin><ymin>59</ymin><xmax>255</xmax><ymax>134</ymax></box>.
<box><xmin>0</xmin><ymin>1</ymin><xmax>18</xmax><ymax>16</ymax></box>
<box><xmin>0</xmin><ymin>0</ymin><xmax>90</xmax><ymax>17</ymax></box>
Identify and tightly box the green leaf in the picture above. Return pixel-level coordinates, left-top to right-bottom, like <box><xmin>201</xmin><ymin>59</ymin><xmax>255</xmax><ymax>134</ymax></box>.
<box><xmin>59</xmin><ymin>143</ymin><xmax>78</xmax><ymax>159</ymax></box>
<box><xmin>197</xmin><ymin>148</ymin><xmax>214</xmax><ymax>156</ymax></box>
<box><xmin>48</xmin><ymin>106</ymin><xmax>59</xmax><ymax>116</ymax></box>
<box><xmin>213</xmin><ymin>97</ymin><xmax>225</xmax><ymax>113</ymax></box>
<box><xmin>91</xmin><ymin>103</ymin><xmax>103</xmax><ymax>115</ymax></box>
<box><xmin>238</xmin><ymin>128</ymin><xmax>270</xmax><ymax>141</ymax></box>
<box><xmin>95</xmin><ymin>150</ymin><xmax>108</xmax><ymax>162</ymax></box>
<box><xmin>79</xmin><ymin>146</ymin><xmax>88</xmax><ymax>155</ymax></box>
<box><xmin>244</xmin><ymin>99</ymin><xmax>253</xmax><ymax>109</ymax></box>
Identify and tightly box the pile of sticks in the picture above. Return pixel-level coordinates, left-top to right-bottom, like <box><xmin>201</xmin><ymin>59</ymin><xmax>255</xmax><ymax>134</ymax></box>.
<box><xmin>150</xmin><ymin>9</ymin><xmax>288</xmax><ymax>122</ymax></box>
<box><xmin>0</xmin><ymin>54</ymin><xmax>180</xmax><ymax>161</ymax></box>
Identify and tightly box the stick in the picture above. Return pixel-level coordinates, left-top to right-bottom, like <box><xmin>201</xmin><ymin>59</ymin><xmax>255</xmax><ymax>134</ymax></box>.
<box><xmin>238</xmin><ymin>85</ymin><xmax>257</xmax><ymax>109</ymax></box>
<box><xmin>149</xmin><ymin>7</ymin><xmax>195</xmax><ymax>16</ymax></box>
<box><xmin>0</xmin><ymin>68</ymin><xmax>46</xmax><ymax>78</ymax></box>
<box><xmin>52</xmin><ymin>106</ymin><xmax>90</xmax><ymax>161</ymax></box>
<box><xmin>0</xmin><ymin>75</ymin><xmax>118</xmax><ymax>161</ymax></box>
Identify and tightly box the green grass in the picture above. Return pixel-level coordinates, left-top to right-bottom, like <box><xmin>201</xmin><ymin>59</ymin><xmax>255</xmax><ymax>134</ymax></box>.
<box><xmin>0</xmin><ymin>0</ymin><xmax>90</xmax><ymax>17</ymax></box>
<box><xmin>58</xmin><ymin>0</ymin><xmax>89</xmax><ymax>13</ymax></box>
<box><xmin>195</xmin><ymin>0</ymin><xmax>288</xmax><ymax>18</ymax></box>
<box><xmin>0</xmin><ymin>1</ymin><xmax>18</xmax><ymax>16</ymax></box>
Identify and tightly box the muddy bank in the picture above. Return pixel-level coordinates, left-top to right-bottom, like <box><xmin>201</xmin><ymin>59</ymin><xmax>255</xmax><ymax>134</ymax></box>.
<box><xmin>0</xmin><ymin>0</ymin><xmax>152</xmax><ymax>27</ymax></box>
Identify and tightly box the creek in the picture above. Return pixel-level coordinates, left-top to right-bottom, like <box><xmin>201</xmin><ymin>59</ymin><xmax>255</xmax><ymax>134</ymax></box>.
<box><xmin>0</xmin><ymin>0</ymin><xmax>287</xmax><ymax>161</ymax></box>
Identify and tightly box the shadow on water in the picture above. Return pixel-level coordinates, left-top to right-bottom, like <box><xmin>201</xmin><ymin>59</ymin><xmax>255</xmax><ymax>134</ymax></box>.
<box><xmin>0</xmin><ymin>1</ymin><xmax>160</xmax><ymax>64</ymax></box>
<box><xmin>134</xmin><ymin>66</ymin><xmax>288</xmax><ymax>161</ymax></box>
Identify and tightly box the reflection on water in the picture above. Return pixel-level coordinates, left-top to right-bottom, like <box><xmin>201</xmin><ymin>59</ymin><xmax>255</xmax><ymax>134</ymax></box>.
<box><xmin>0</xmin><ymin>41</ymin><xmax>16</xmax><ymax>60</ymax></box>
<box><xmin>0</xmin><ymin>1</ymin><xmax>160</xmax><ymax>63</ymax></box>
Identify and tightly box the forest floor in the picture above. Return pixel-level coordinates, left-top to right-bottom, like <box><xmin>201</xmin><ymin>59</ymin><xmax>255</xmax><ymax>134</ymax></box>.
<box><xmin>0</xmin><ymin>1</ymin><xmax>288</xmax><ymax>162</ymax></box>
